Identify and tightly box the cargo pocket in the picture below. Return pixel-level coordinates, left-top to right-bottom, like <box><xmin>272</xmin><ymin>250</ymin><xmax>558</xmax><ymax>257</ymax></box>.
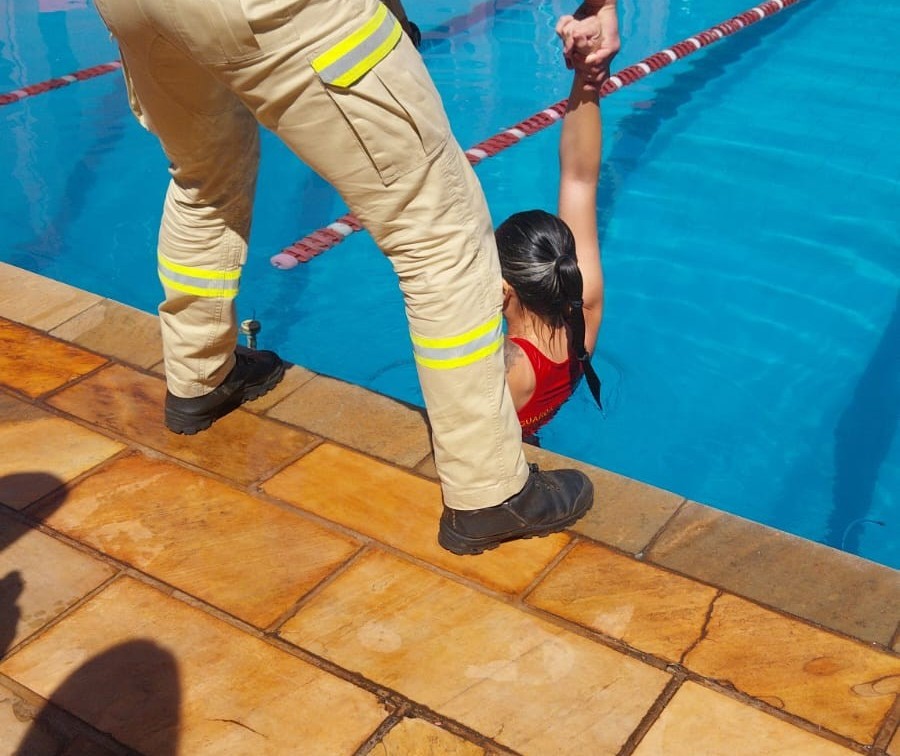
<box><xmin>310</xmin><ymin>4</ymin><xmax>450</xmax><ymax>185</ymax></box>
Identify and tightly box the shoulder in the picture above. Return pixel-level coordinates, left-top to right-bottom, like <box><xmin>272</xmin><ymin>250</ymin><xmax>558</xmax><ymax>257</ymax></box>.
<box><xmin>504</xmin><ymin>337</ymin><xmax>536</xmax><ymax>410</ymax></box>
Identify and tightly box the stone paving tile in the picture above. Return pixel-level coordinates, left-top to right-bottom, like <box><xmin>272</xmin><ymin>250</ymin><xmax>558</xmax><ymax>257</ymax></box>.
<box><xmin>0</xmin><ymin>263</ymin><xmax>102</xmax><ymax>332</ymax></box>
<box><xmin>246</xmin><ymin>363</ymin><xmax>317</xmax><ymax>412</ymax></box>
<box><xmin>33</xmin><ymin>452</ymin><xmax>361</xmax><ymax>629</ymax></box>
<box><xmin>0</xmin><ymin>511</ymin><xmax>115</xmax><ymax>653</ymax></box>
<box><xmin>1</xmin><ymin>578</ymin><xmax>388</xmax><ymax>755</ymax></box>
<box><xmin>526</xmin><ymin>541</ymin><xmax>717</xmax><ymax>662</ymax></box>
<box><xmin>47</xmin><ymin>363</ymin><xmax>317</xmax><ymax>486</ymax></box>
<box><xmin>266</xmin><ymin>375</ymin><xmax>432</xmax><ymax>468</ymax></box>
<box><xmin>372</xmin><ymin>718</ymin><xmax>487</xmax><ymax>755</ymax></box>
<box><xmin>633</xmin><ymin>681</ymin><xmax>857</xmax><ymax>755</ymax></box>
<box><xmin>683</xmin><ymin>593</ymin><xmax>900</xmax><ymax>745</ymax></box>
<box><xmin>263</xmin><ymin>443</ymin><xmax>570</xmax><ymax>595</ymax></box>
<box><xmin>280</xmin><ymin>550</ymin><xmax>670</xmax><ymax>756</ymax></box>
<box><xmin>50</xmin><ymin>300</ymin><xmax>162</xmax><ymax>370</ymax></box>
<box><xmin>0</xmin><ymin>393</ymin><xmax>125</xmax><ymax>510</ymax></box>
<box><xmin>0</xmin><ymin>319</ymin><xmax>106</xmax><ymax>399</ymax></box>
<box><xmin>646</xmin><ymin>502</ymin><xmax>900</xmax><ymax>647</ymax></box>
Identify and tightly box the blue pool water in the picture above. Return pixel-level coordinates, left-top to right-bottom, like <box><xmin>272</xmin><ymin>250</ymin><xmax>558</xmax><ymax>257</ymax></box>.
<box><xmin>2</xmin><ymin>0</ymin><xmax>898</xmax><ymax>568</ymax></box>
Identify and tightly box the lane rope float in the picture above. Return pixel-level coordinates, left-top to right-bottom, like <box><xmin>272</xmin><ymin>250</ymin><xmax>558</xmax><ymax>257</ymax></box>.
<box><xmin>0</xmin><ymin>61</ymin><xmax>122</xmax><ymax>107</ymax></box>
<box><xmin>271</xmin><ymin>0</ymin><xmax>807</xmax><ymax>269</ymax></box>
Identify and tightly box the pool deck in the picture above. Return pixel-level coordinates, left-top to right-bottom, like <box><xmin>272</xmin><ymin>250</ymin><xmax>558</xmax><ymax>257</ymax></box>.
<box><xmin>0</xmin><ymin>261</ymin><xmax>898</xmax><ymax>756</ymax></box>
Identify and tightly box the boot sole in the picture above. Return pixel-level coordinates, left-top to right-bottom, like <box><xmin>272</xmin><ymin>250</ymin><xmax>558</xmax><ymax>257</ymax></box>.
<box><xmin>165</xmin><ymin>361</ymin><xmax>286</xmax><ymax>435</ymax></box>
<box><xmin>438</xmin><ymin>488</ymin><xmax>593</xmax><ymax>556</ymax></box>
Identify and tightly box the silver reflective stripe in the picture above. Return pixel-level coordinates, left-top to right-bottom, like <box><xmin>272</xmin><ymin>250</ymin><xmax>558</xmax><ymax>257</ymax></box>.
<box><xmin>158</xmin><ymin>255</ymin><xmax>240</xmax><ymax>299</ymax></box>
<box><xmin>411</xmin><ymin>315</ymin><xmax>504</xmax><ymax>371</ymax></box>
<box><xmin>312</xmin><ymin>4</ymin><xmax>402</xmax><ymax>87</ymax></box>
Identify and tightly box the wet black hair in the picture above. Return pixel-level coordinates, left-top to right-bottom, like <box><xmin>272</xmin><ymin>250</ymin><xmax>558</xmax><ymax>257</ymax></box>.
<box><xmin>495</xmin><ymin>209</ymin><xmax>602</xmax><ymax>410</ymax></box>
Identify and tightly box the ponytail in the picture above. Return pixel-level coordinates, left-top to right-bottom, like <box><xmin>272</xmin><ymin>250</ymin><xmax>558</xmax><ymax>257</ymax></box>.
<box><xmin>555</xmin><ymin>255</ymin><xmax>603</xmax><ymax>411</ymax></box>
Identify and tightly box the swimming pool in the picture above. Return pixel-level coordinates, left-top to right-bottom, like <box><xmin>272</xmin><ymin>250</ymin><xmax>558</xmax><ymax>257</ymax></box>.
<box><xmin>2</xmin><ymin>0</ymin><xmax>897</xmax><ymax>569</ymax></box>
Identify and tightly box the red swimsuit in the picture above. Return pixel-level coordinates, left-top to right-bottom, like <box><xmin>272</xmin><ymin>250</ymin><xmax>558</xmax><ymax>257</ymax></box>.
<box><xmin>509</xmin><ymin>337</ymin><xmax>581</xmax><ymax>437</ymax></box>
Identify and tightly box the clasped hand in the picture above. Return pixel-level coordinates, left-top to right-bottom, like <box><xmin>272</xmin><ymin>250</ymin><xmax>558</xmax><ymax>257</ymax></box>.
<box><xmin>556</xmin><ymin>2</ymin><xmax>620</xmax><ymax>90</ymax></box>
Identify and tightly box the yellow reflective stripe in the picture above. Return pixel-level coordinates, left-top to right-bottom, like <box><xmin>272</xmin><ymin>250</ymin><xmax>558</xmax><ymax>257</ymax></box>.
<box><xmin>331</xmin><ymin>21</ymin><xmax>401</xmax><ymax>87</ymax></box>
<box><xmin>158</xmin><ymin>254</ymin><xmax>240</xmax><ymax>281</ymax></box>
<box><xmin>414</xmin><ymin>337</ymin><xmax>503</xmax><ymax>370</ymax></box>
<box><xmin>158</xmin><ymin>272</ymin><xmax>238</xmax><ymax>299</ymax></box>
<box><xmin>411</xmin><ymin>314</ymin><xmax>503</xmax><ymax>350</ymax></box>
<box><xmin>312</xmin><ymin>4</ymin><xmax>387</xmax><ymax>73</ymax></box>
<box><xmin>311</xmin><ymin>4</ymin><xmax>402</xmax><ymax>88</ymax></box>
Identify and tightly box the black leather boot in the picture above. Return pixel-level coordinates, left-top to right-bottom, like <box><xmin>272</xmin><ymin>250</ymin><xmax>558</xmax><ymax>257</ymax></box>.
<box><xmin>438</xmin><ymin>464</ymin><xmax>593</xmax><ymax>555</ymax></box>
<box><xmin>164</xmin><ymin>347</ymin><xmax>285</xmax><ymax>435</ymax></box>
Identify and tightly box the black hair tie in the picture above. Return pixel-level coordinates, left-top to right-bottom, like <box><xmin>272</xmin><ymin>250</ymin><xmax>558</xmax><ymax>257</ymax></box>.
<box><xmin>570</xmin><ymin>298</ymin><xmax>583</xmax><ymax>310</ymax></box>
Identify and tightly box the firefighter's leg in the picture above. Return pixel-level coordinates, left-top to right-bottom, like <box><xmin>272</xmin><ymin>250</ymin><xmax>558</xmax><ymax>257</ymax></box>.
<box><xmin>94</xmin><ymin>0</ymin><xmax>262</xmax><ymax>399</ymax></box>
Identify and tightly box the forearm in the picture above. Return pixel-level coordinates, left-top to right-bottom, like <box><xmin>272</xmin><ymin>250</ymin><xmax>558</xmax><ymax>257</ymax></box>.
<box><xmin>560</xmin><ymin>76</ymin><xmax>601</xmax><ymax>188</ymax></box>
<box><xmin>558</xmin><ymin>75</ymin><xmax>604</xmax><ymax>325</ymax></box>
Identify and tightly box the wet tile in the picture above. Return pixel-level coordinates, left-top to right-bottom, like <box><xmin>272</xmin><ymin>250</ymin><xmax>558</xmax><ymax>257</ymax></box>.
<box><xmin>633</xmin><ymin>682</ymin><xmax>857</xmax><ymax>755</ymax></box>
<box><xmin>50</xmin><ymin>300</ymin><xmax>162</xmax><ymax>369</ymax></box>
<box><xmin>527</xmin><ymin>541</ymin><xmax>717</xmax><ymax>662</ymax></box>
<box><xmin>522</xmin><ymin>445</ymin><xmax>684</xmax><ymax>554</ymax></box>
<box><xmin>0</xmin><ymin>263</ymin><xmax>102</xmax><ymax>331</ymax></box>
<box><xmin>646</xmin><ymin>502</ymin><xmax>900</xmax><ymax>647</ymax></box>
<box><xmin>267</xmin><ymin>375</ymin><xmax>432</xmax><ymax>468</ymax></box>
<box><xmin>33</xmin><ymin>453</ymin><xmax>360</xmax><ymax>628</ymax></box>
<box><xmin>263</xmin><ymin>444</ymin><xmax>571</xmax><ymax>595</ymax></box>
<box><xmin>0</xmin><ymin>394</ymin><xmax>125</xmax><ymax>510</ymax></box>
<box><xmin>373</xmin><ymin>718</ymin><xmax>486</xmax><ymax>755</ymax></box>
<box><xmin>0</xmin><ymin>578</ymin><xmax>387</xmax><ymax>754</ymax></box>
<box><xmin>683</xmin><ymin>593</ymin><xmax>900</xmax><ymax>744</ymax></box>
<box><xmin>47</xmin><ymin>363</ymin><xmax>317</xmax><ymax>486</ymax></box>
<box><xmin>280</xmin><ymin>550</ymin><xmax>670</xmax><ymax>756</ymax></box>
<box><xmin>246</xmin><ymin>363</ymin><xmax>316</xmax><ymax>412</ymax></box>
<box><xmin>0</xmin><ymin>319</ymin><xmax>106</xmax><ymax>398</ymax></box>
<box><xmin>0</xmin><ymin>512</ymin><xmax>115</xmax><ymax>651</ymax></box>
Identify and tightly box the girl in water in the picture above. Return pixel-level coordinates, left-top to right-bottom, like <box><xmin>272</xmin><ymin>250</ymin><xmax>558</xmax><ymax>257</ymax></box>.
<box><xmin>498</xmin><ymin>68</ymin><xmax>604</xmax><ymax>440</ymax></box>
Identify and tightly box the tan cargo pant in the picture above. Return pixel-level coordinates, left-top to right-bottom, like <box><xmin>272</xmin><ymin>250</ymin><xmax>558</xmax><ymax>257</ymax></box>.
<box><xmin>93</xmin><ymin>0</ymin><xmax>529</xmax><ymax>509</ymax></box>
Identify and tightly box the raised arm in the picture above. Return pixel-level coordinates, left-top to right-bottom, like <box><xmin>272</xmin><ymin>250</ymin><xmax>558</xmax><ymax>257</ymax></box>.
<box><xmin>557</xmin><ymin>74</ymin><xmax>603</xmax><ymax>355</ymax></box>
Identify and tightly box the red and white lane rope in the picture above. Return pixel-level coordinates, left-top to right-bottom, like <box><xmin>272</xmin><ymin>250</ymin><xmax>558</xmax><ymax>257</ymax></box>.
<box><xmin>0</xmin><ymin>61</ymin><xmax>122</xmax><ymax>107</ymax></box>
<box><xmin>271</xmin><ymin>0</ymin><xmax>806</xmax><ymax>269</ymax></box>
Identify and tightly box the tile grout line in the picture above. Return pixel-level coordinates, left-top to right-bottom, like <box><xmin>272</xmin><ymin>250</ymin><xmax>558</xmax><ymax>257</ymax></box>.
<box><xmin>351</xmin><ymin>709</ymin><xmax>409</xmax><ymax>756</ymax></box>
<box><xmin>263</xmin><ymin>545</ymin><xmax>371</xmax><ymax>635</ymax></box>
<box><xmin>616</xmin><ymin>673</ymin><xmax>685</xmax><ymax>756</ymax></box>
<box><xmin>872</xmin><ymin>692</ymin><xmax>900</xmax><ymax>752</ymax></box>
<box><xmin>632</xmin><ymin>496</ymin><xmax>689</xmax><ymax>561</ymax></box>
<box><xmin>0</xmin><ymin>672</ymin><xmax>138</xmax><ymax>755</ymax></box>
<box><xmin>517</xmin><ymin>535</ymin><xmax>579</xmax><ymax>603</ymax></box>
<box><xmin>0</xmin><ymin>571</ymin><xmax>124</xmax><ymax>664</ymax></box>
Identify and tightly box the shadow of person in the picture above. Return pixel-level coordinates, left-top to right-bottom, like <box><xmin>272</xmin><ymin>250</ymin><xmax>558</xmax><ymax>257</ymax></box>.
<box><xmin>13</xmin><ymin>639</ymin><xmax>181</xmax><ymax>756</ymax></box>
<box><xmin>0</xmin><ymin>472</ymin><xmax>69</xmax><ymax>526</ymax></box>
<box><xmin>0</xmin><ymin>570</ymin><xmax>24</xmax><ymax>658</ymax></box>
<box><xmin>1</xmin><ymin>472</ymin><xmax>69</xmax><ymax>660</ymax></box>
